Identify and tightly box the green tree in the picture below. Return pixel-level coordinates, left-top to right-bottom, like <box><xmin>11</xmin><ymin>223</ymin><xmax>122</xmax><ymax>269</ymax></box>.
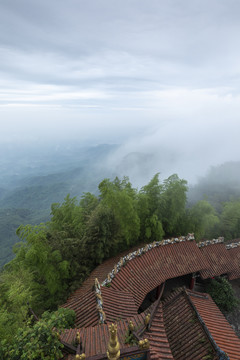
<box><xmin>1</xmin><ymin>308</ymin><xmax>75</xmax><ymax>360</ymax></box>
<box><xmin>14</xmin><ymin>224</ymin><xmax>70</xmax><ymax>310</ymax></box>
<box><xmin>188</xmin><ymin>200</ymin><xmax>220</xmax><ymax>240</ymax></box>
<box><xmin>99</xmin><ymin>177</ymin><xmax>140</xmax><ymax>247</ymax></box>
<box><xmin>138</xmin><ymin>174</ymin><xmax>164</xmax><ymax>242</ymax></box>
<box><xmin>220</xmin><ymin>200</ymin><xmax>240</xmax><ymax>240</ymax></box>
<box><xmin>83</xmin><ymin>203</ymin><xmax>120</xmax><ymax>265</ymax></box>
<box><xmin>160</xmin><ymin>174</ymin><xmax>188</xmax><ymax>236</ymax></box>
<box><xmin>48</xmin><ymin>194</ymin><xmax>99</xmax><ymax>290</ymax></box>
<box><xmin>50</xmin><ymin>195</ymin><xmax>83</xmax><ymax>238</ymax></box>
<box><xmin>0</xmin><ymin>266</ymin><xmax>34</xmax><ymax>344</ymax></box>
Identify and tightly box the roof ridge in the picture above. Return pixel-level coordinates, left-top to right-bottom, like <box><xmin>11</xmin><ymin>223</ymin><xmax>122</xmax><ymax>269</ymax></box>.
<box><xmin>94</xmin><ymin>278</ymin><xmax>106</xmax><ymax>324</ymax></box>
<box><xmin>161</xmin><ymin>286</ymin><xmax>186</xmax><ymax>306</ymax></box>
<box><xmin>101</xmin><ymin>234</ymin><xmax>195</xmax><ymax>287</ymax></box>
<box><xmin>198</xmin><ymin>237</ymin><xmax>224</xmax><ymax>248</ymax></box>
<box><xmin>185</xmin><ymin>289</ymin><xmax>209</xmax><ymax>299</ymax></box>
<box><xmin>226</xmin><ymin>241</ymin><xmax>240</xmax><ymax>249</ymax></box>
<box><xmin>184</xmin><ymin>289</ymin><xmax>229</xmax><ymax>360</ymax></box>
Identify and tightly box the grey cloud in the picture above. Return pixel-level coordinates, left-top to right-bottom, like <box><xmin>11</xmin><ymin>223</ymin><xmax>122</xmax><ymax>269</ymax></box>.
<box><xmin>1</xmin><ymin>0</ymin><xmax>240</xmax><ymax>185</ymax></box>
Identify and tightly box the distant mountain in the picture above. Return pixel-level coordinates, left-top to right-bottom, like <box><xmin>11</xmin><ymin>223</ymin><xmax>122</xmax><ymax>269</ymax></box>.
<box><xmin>2</xmin><ymin>144</ymin><xmax>239</xmax><ymax>269</ymax></box>
<box><xmin>0</xmin><ymin>143</ymin><xmax>119</xmax><ymax>267</ymax></box>
<box><xmin>188</xmin><ymin>161</ymin><xmax>240</xmax><ymax>210</ymax></box>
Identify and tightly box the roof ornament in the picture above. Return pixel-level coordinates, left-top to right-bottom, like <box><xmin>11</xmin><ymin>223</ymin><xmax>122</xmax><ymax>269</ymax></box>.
<box><xmin>76</xmin><ymin>332</ymin><xmax>81</xmax><ymax>344</ymax></box>
<box><xmin>128</xmin><ymin>320</ymin><xmax>135</xmax><ymax>332</ymax></box>
<box><xmin>95</xmin><ymin>277</ymin><xmax>101</xmax><ymax>290</ymax></box>
<box><xmin>144</xmin><ymin>313</ymin><xmax>151</xmax><ymax>328</ymax></box>
<box><xmin>96</xmin><ymin>293</ymin><xmax>103</xmax><ymax>302</ymax></box>
<box><xmin>138</xmin><ymin>338</ymin><xmax>150</xmax><ymax>350</ymax></box>
<box><xmin>136</xmin><ymin>248</ymin><xmax>141</xmax><ymax>256</ymax></box>
<box><xmin>101</xmin><ymin>234</ymin><xmax>195</xmax><ymax>287</ymax></box>
<box><xmin>107</xmin><ymin>323</ymin><xmax>120</xmax><ymax>360</ymax></box>
<box><xmin>75</xmin><ymin>332</ymin><xmax>86</xmax><ymax>360</ymax></box>
<box><xmin>198</xmin><ymin>237</ymin><xmax>224</xmax><ymax>248</ymax></box>
<box><xmin>186</xmin><ymin>233</ymin><xmax>194</xmax><ymax>241</ymax></box>
<box><xmin>75</xmin><ymin>355</ymin><xmax>86</xmax><ymax>360</ymax></box>
<box><xmin>94</xmin><ymin>278</ymin><xmax>106</xmax><ymax>324</ymax></box>
<box><xmin>226</xmin><ymin>240</ymin><xmax>240</xmax><ymax>249</ymax></box>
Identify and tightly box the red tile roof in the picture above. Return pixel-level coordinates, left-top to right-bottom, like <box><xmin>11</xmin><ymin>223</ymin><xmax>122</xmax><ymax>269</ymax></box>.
<box><xmin>61</xmin><ymin>312</ymin><xmax>147</xmax><ymax>359</ymax></box>
<box><xmin>101</xmin><ymin>287</ymin><xmax>138</xmax><ymax>323</ymax></box>
<box><xmin>110</xmin><ymin>240</ymin><xmax>210</xmax><ymax>308</ymax></box>
<box><xmin>227</xmin><ymin>245</ymin><xmax>240</xmax><ymax>280</ymax></box>
<box><xmin>65</xmin><ymin>249</ymin><xmax>138</xmax><ymax>302</ymax></box>
<box><xmin>62</xmin><ymin>289</ymin><xmax>99</xmax><ymax>328</ymax></box>
<box><xmin>62</xmin><ymin>287</ymin><xmax>240</xmax><ymax>360</ymax></box>
<box><xmin>188</xmin><ymin>289</ymin><xmax>240</xmax><ymax>360</ymax></box>
<box><xmin>62</xmin><ymin>246</ymin><xmax>144</xmax><ymax>327</ymax></box>
<box><xmin>163</xmin><ymin>289</ymin><xmax>218</xmax><ymax>360</ymax></box>
<box><xmin>63</xmin><ymin>237</ymin><xmax>240</xmax><ymax>332</ymax></box>
<box><xmin>62</xmin><ymin>300</ymin><xmax>174</xmax><ymax>360</ymax></box>
<box><xmin>145</xmin><ymin>302</ymin><xmax>174</xmax><ymax>360</ymax></box>
<box><xmin>198</xmin><ymin>243</ymin><xmax>238</xmax><ymax>279</ymax></box>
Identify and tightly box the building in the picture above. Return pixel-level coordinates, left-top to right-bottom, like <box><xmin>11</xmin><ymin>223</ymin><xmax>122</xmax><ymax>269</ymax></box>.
<box><xmin>60</xmin><ymin>235</ymin><xmax>240</xmax><ymax>359</ymax></box>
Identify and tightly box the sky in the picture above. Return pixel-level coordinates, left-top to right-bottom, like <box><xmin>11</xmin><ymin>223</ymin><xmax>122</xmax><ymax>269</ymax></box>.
<box><xmin>1</xmin><ymin>0</ymin><xmax>240</xmax><ymax>182</ymax></box>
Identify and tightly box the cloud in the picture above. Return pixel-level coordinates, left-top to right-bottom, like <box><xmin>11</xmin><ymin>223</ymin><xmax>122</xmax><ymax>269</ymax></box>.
<box><xmin>1</xmin><ymin>0</ymin><xmax>240</xmax><ymax>183</ymax></box>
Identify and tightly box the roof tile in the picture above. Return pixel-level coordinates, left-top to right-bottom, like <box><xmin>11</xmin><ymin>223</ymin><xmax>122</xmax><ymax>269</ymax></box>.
<box><xmin>199</xmin><ymin>243</ymin><xmax>238</xmax><ymax>279</ymax></box>
<box><xmin>110</xmin><ymin>241</ymin><xmax>210</xmax><ymax>308</ymax></box>
<box><xmin>188</xmin><ymin>290</ymin><xmax>240</xmax><ymax>360</ymax></box>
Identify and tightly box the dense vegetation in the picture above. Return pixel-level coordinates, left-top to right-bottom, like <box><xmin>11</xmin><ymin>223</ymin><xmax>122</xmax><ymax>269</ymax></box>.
<box><xmin>2</xmin><ymin>153</ymin><xmax>240</xmax><ymax>269</ymax></box>
<box><xmin>0</xmin><ymin>143</ymin><xmax>118</xmax><ymax>268</ymax></box>
<box><xmin>0</xmin><ymin>308</ymin><xmax>75</xmax><ymax>360</ymax></box>
<box><xmin>207</xmin><ymin>277</ymin><xmax>240</xmax><ymax>313</ymax></box>
<box><xmin>1</xmin><ymin>171</ymin><xmax>240</xmax><ymax>358</ymax></box>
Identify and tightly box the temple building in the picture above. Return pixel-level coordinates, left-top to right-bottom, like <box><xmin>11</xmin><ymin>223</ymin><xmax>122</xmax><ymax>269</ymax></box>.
<box><xmin>60</xmin><ymin>235</ymin><xmax>240</xmax><ymax>359</ymax></box>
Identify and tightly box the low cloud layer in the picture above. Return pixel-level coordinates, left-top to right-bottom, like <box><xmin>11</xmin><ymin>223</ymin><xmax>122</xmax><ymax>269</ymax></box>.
<box><xmin>1</xmin><ymin>0</ymin><xmax>240</xmax><ymax>183</ymax></box>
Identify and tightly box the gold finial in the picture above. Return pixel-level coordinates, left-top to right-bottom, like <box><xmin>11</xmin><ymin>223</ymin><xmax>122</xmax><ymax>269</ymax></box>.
<box><xmin>139</xmin><ymin>338</ymin><xmax>150</xmax><ymax>350</ymax></box>
<box><xmin>114</xmin><ymin>265</ymin><xmax>118</xmax><ymax>275</ymax></box>
<box><xmin>76</xmin><ymin>332</ymin><xmax>80</xmax><ymax>344</ymax></box>
<box><xmin>75</xmin><ymin>354</ymin><xmax>86</xmax><ymax>360</ymax></box>
<box><xmin>144</xmin><ymin>313</ymin><xmax>151</xmax><ymax>327</ymax></box>
<box><xmin>107</xmin><ymin>323</ymin><xmax>120</xmax><ymax>360</ymax></box>
<box><xmin>120</xmin><ymin>257</ymin><xmax>124</xmax><ymax>266</ymax></box>
<box><xmin>108</xmin><ymin>273</ymin><xmax>111</xmax><ymax>281</ymax></box>
<box><xmin>128</xmin><ymin>320</ymin><xmax>135</xmax><ymax>332</ymax></box>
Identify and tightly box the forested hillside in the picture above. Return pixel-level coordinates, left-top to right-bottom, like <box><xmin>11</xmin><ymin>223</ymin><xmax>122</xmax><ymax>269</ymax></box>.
<box><xmin>0</xmin><ymin>143</ymin><xmax>118</xmax><ymax>267</ymax></box>
<box><xmin>188</xmin><ymin>161</ymin><xmax>240</xmax><ymax>210</ymax></box>
<box><xmin>1</xmin><ymin>171</ymin><xmax>240</xmax><ymax>358</ymax></box>
<box><xmin>2</xmin><ymin>157</ymin><xmax>240</xmax><ymax>268</ymax></box>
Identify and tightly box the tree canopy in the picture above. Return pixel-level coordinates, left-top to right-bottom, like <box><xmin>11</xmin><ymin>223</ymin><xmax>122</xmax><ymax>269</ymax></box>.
<box><xmin>1</xmin><ymin>172</ymin><xmax>240</xmax><ymax>358</ymax></box>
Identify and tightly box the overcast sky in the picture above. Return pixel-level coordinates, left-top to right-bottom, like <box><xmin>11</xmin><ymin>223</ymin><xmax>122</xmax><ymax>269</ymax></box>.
<box><xmin>1</xmin><ymin>0</ymin><xmax>240</xmax><ymax>182</ymax></box>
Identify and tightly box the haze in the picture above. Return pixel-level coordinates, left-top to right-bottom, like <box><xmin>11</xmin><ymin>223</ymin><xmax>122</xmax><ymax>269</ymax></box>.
<box><xmin>1</xmin><ymin>0</ymin><xmax>240</xmax><ymax>184</ymax></box>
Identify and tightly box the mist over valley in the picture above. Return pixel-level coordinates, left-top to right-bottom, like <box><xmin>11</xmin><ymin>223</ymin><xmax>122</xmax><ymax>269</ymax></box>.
<box><xmin>1</xmin><ymin>139</ymin><xmax>240</xmax><ymax>268</ymax></box>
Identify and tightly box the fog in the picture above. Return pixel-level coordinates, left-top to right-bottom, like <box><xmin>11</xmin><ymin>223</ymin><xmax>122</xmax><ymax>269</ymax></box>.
<box><xmin>1</xmin><ymin>1</ymin><xmax>240</xmax><ymax>186</ymax></box>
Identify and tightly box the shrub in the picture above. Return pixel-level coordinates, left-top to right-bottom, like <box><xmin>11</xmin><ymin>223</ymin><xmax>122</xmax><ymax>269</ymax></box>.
<box><xmin>1</xmin><ymin>308</ymin><xmax>75</xmax><ymax>360</ymax></box>
<box><xmin>207</xmin><ymin>277</ymin><xmax>240</xmax><ymax>313</ymax></box>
